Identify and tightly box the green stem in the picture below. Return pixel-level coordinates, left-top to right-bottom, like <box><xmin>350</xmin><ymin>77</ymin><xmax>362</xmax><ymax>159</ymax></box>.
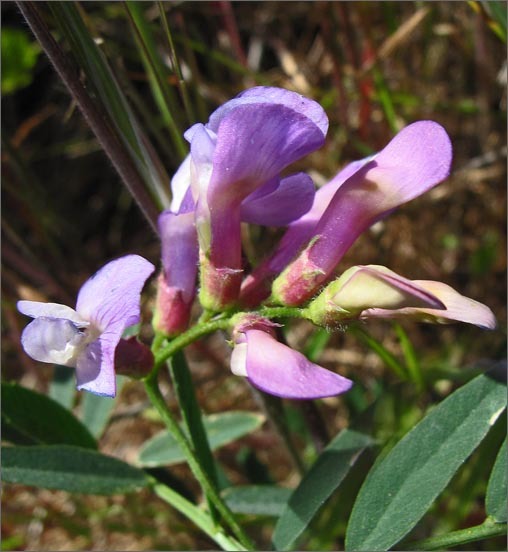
<box><xmin>143</xmin><ymin>373</ymin><xmax>254</xmax><ymax>549</ymax></box>
<box><xmin>153</xmin><ymin>317</ymin><xmax>232</xmax><ymax>369</ymax></box>
<box><xmin>403</xmin><ymin>518</ymin><xmax>507</xmax><ymax>551</ymax></box>
<box><xmin>150</xmin><ymin>480</ymin><xmax>246</xmax><ymax>551</ymax></box>
<box><xmin>167</xmin><ymin>350</ymin><xmax>220</xmax><ymax>521</ymax></box>
<box><xmin>153</xmin><ymin>306</ymin><xmax>310</xmax><ymax>370</ymax></box>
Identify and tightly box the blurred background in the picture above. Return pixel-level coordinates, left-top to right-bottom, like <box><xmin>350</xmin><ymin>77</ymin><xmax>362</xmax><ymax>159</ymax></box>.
<box><xmin>1</xmin><ymin>1</ymin><xmax>506</xmax><ymax>550</ymax></box>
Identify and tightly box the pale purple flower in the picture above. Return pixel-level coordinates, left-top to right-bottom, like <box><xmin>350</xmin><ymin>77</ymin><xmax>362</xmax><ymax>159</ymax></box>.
<box><xmin>307</xmin><ymin>265</ymin><xmax>496</xmax><ymax>329</ymax></box>
<box><xmin>230</xmin><ymin>316</ymin><xmax>352</xmax><ymax>399</ymax></box>
<box><xmin>178</xmin><ymin>86</ymin><xmax>328</xmax><ymax>310</ymax></box>
<box><xmin>17</xmin><ymin>255</ymin><xmax>155</xmax><ymax>397</ymax></box>
<box><xmin>154</xmin><ymin>187</ymin><xmax>198</xmax><ymax>336</ymax></box>
<box><xmin>241</xmin><ymin>121</ymin><xmax>453</xmax><ymax>307</ymax></box>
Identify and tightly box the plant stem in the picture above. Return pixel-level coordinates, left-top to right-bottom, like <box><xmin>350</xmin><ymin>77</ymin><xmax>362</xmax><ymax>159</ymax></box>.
<box><xmin>167</xmin><ymin>350</ymin><xmax>220</xmax><ymax>522</ymax></box>
<box><xmin>403</xmin><ymin>518</ymin><xmax>507</xmax><ymax>551</ymax></box>
<box><xmin>150</xmin><ymin>480</ymin><xmax>247</xmax><ymax>551</ymax></box>
<box><xmin>17</xmin><ymin>1</ymin><xmax>159</xmax><ymax>232</ymax></box>
<box><xmin>143</xmin><ymin>373</ymin><xmax>254</xmax><ymax>549</ymax></box>
<box><xmin>153</xmin><ymin>317</ymin><xmax>232</xmax><ymax>370</ymax></box>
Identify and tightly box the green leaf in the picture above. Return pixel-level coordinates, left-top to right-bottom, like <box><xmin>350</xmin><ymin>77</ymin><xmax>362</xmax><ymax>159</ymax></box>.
<box><xmin>273</xmin><ymin>429</ymin><xmax>374</xmax><ymax>550</ymax></box>
<box><xmin>486</xmin><ymin>438</ymin><xmax>507</xmax><ymax>522</ymax></box>
<box><xmin>138</xmin><ymin>411</ymin><xmax>264</xmax><ymax>467</ymax></box>
<box><xmin>2</xmin><ymin>445</ymin><xmax>149</xmax><ymax>495</ymax></box>
<box><xmin>81</xmin><ymin>376</ymin><xmax>125</xmax><ymax>438</ymax></box>
<box><xmin>345</xmin><ymin>372</ymin><xmax>507</xmax><ymax>552</ymax></box>
<box><xmin>1</xmin><ymin>383</ymin><xmax>96</xmax><ymax>449</ymax></box>
<box><xmin>1</xmin><ymin>28</ymin><xmax>41</xmax><ymax>95</ymax></box>
<box><xmin>49</xmin><ymin>365</ymin><xmax>75</xmax><ymax>409</ymax></box>
<box><xmin>223</xmin><ymin>486</ymin><xmax>292</xmax><ymax>517</ymax></box>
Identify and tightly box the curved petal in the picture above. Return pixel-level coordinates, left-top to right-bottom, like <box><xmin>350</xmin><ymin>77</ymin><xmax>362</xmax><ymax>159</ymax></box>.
<box><xmin>17</xmin><ymin>300</ymin><xmax>87</xmax><ymax>326</ymax></box>
<box><xmin>75</xmin><ymin>328</ymin><xmax>120</xmax><ymax>397</ymax></box>
<box><xmin>233</xmin><ymin>329</ymin><xmax>353</xmax><ymax>399</ymax></box>
<box><xmin>20</xmin><ymin>317</ymin><xmax>86</xmax><ymax>367</ymax></box>
<box><xmin>76</xmin><ymin>255</ymin><xmax>155</xmax><ymax>332</ymax></box>
<box><xmin>208</xmin><ymin>102</ymin><xmax>325</xmax><ymax>206</ymax></box>
<box><xmin>241</xmin><ymin>173</ymin><xmax>315</xmax><ymax>226</ymax></box>
<box><xmin>208</xmin><ymin>86</ymin><xmax>329</xmax><ymax>137</ymax></box>
<box><xmin>273</xmin><ymin>121</ymin><xmax>453</xmax><ymax>305</ymax></box>
<box><xmin>362</xmin><ymin>280</ymin><xmax>497</xmax><ymax>329</ymax></box>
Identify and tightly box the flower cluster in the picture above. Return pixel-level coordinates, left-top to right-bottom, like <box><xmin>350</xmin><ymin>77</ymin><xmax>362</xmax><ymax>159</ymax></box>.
<box><xmin>18</xmin><ymin>87</ymin><xmax>496</xmax><ymax>398</ymax></box>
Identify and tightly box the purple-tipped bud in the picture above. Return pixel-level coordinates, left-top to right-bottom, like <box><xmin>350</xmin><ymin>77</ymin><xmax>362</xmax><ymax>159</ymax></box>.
<box><xmin>114</xmin><ymin>337</ymin><xmax>154</xmax><ymax>379</ymax></box>
<box><xmin>153</xmin><ymin>273</ymin><xmax>193</xmax><ymax>337</ymax></box>
<box><xmin>307</xmin><ymin>265</ymin><xmax>496</xmax><ymax>330</ymax></box>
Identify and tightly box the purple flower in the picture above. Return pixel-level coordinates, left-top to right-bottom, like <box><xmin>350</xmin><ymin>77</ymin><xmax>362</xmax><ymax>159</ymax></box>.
<box><xmin>242</xmin><ymin>121</ymin><xmax>453</xmax><ymax>307</ymax></box>
<box><xmin>179</xmin><ymin>86</ymin><xmax>328</xmax><ymax>310</ymax></box>
<box><xmin>241</xmin><ymin>156</ymin><xmax>373</xmax><ymax>306</ymax></box>
<box><xmin>307</xmin><ymin>265</ymin><xmax>496</xmax><ymax>329</ymax></box>
<box><xmin>230</xmin><ymin>316</ymin><xmax>352</xmax><ymax>399</ymax></box>
<box><xmin>17</xmin><ymin>255</ymin><xmax>155</xmax><ymax>397</ymax></box>
<box><xmin>154</xmin><ymin>187</ymin><xmax>198</xmax><ymax>336</ymax></box>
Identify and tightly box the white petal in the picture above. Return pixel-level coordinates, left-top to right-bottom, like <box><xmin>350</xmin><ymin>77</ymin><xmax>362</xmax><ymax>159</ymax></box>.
<box><xmin>17</xmin><ymin>300</ymin><xmax>88</xmax><ymax>326</ymax></box>
<box><xmin>21</xmin><ymin>317</ymin><xmax>87</xmax><ymax>366</ymax></box>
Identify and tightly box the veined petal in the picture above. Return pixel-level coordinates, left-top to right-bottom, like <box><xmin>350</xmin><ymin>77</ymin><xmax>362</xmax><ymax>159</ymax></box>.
<box><xmin>75</xmin><ymin>327</ymin><xmax>120</xmax><ymax>397</ymax></box>
<box><xmin>241</xmin><ymin>173</ymin><xmax>315</xmax><ymax>226</ymax></box>
<box><xmin>208</xmin><ymin>102</ymin><xmax>325</xmax><ymax>207</ymax></box>
<box><xmin>234</xmin><ymin>329</ymin><xmax>353</xmax><ymax>399</ymax></box>
<box><xmin>21</xmin><ymin>317</ymin><xmax>87</xmax><ymax>367</ymax></box>
<box><xmin>208</xmin><ymin>86</ymin><xmax>329</xmax><ymax>137</ymax></box>
<box><xmin>17</xmin><ymin>300</ymin><xmax>88</xmax><ymax>326</ymax></box>
<box><xmin>76</xmin><ymin>255</ymin><xmax>155</xmax><ymax>332</ymax></box>
<box><xmin>363</xmin><ymin>280</ymin><xmax>497</xmax><ymax>329</ymax></box>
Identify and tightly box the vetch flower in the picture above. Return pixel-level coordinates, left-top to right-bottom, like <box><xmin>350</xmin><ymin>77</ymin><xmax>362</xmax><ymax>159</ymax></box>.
<box><xmin>240</xmin><ymin>156</ymin><xmax>374</xmax><ymax>306</ymax></box>
<box><xmin>17</xmin><ymin>255</ymin><xmax>155</xmax><ymax>397</ymax></box>
<box><xmin>154</xmin><ymin>187</ymin><xmax>198</xmax><ymax>336</ymax></box>
<box><xmin>307</xmin><ymin>265</ymin><xmax>496</xmax><ymax>329</ymax></box>
<box><xmin>247</xmin><ymin>120</ymin><xmax>452</xmax><ymax>307</ymax></box>
<box><xmin>230</xmin><ymin>316</ymin><xmax>353</xmax><ymax>399</ymax></box>
<box><xmin>181</xmin><ymin>86</ymin><xmax>328</xmax><ymax>310</ymax></box>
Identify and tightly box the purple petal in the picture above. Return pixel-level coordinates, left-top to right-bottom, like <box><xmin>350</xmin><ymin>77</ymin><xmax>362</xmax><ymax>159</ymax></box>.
<box><xmin>75</xmin><ymin>328</ymin><xmax>120</xmax><ymax>397</ymax></box>
<box><xmin>17</xmin><ymin>300</ymin><xmax>88</xmax><ymax>326</ymax></box>
<box><xmin>232</xmin><ymin>329</ymin><xmax>353</xmax><ymax>399</ymax></box>
<box><xmin>363</xmin><ymin>280</ymin><xmax>497</xmax><ymax>329</ymax></box>
<box><xmin>239</xmin><ymin>156</ymin><xmax>376</xmax><ymax>306</ymax></box>
<box><xmin>241</xmin><ymin>173</ymin><xmax>315</xmax><ymax>226</ymax></box>
<box><xmin>158</xmin><ymin>210</ymin><xmax>198</xmax><ymax>304</ymax></box>
<box><xmin>20</xmin><ymin>317</ymin><xmax>87</xmax><ymax>367</ymax></box>
<box><xmin>208</xmin><ymin>86</ymin><xmax>329</xmax><ymax>137</ymax></box>
<box><xmin>75</xmin><ymin>255</ymin><xmax>155</xmax><ymax>332</ymax></box>
<box><xmin>309</xmin><ymin>121</ymin><xmax>452</xmax><ymax>272</ymax></box>
<box><xmin>273</xmin><ymin>121</ymin><xmax>453</xmax><ymax>305</ymax></box>
<box><xmin>204</xmin><ymin>102</ymin><xmax>325</xmax><ymax>271</ymax></box>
